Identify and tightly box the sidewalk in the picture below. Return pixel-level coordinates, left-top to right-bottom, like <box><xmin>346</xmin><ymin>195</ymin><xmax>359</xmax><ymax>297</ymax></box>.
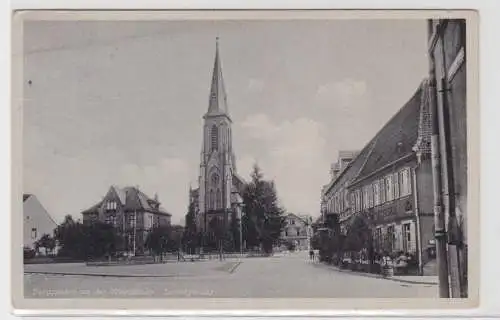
<box><xmin>24</xmin><ymin>260</ymin><xmax>241</xmax><ymax>278</ymax></box>
<box><xmin>316</xmin><ymin>262</ymin><xmax>438</xmax><ymax>286</ymax></box>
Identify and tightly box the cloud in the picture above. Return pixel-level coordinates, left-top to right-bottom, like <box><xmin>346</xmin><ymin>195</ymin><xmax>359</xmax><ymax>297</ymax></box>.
<box><xmin>238</xmin><ymin>114</ymin><xmax>331</xmax><ymax>216</ymax></box>
<box><xmin>315</xmin><ymin>78</ymin><xmax>369</xmax><ymax>112</ymax></box>
<box><xmin>117</xmin><ymin>157</ymin><xmax>191</xmax><ymax>217</ymax></box>
<box><xmin>246</xmin><ymin>78</ymin><xmax>265</xmax><ymax>93</ymax></box>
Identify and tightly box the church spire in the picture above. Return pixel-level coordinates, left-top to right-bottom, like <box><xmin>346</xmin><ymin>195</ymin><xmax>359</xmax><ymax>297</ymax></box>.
<box><xmin>206</xmin><ymin>37</ymin><xmax>228</xmax><ymax>116</ymax></box>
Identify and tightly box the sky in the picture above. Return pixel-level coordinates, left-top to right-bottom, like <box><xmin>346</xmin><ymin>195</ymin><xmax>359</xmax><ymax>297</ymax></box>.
<box><xmin>22</xmin><ymin>19</ymin><xmax>429</xmax><ymax>225</ymax></box>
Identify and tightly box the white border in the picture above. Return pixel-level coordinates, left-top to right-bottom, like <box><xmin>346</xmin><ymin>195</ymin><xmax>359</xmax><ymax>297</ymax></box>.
<box><xmin>3</xmin><ymin>0</ymin><xmax>500</xmax><ymax>318</ymax></box>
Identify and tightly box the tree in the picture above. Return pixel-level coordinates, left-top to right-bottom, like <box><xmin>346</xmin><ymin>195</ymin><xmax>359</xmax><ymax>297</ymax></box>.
<box><xmin>342</xmin><ymin>215</ymin><xmax>374</xmax><ymax>262</ymax></box>
<box><xmin>242</xmin><ymin>164</ymin><xmax>286</xmax><ymax>254</ymax></box>
<box><xmin>35</xmin><ymin>233</ymin><xmax>56</xmax><ymax>256</ymax></box>
<box><xmin>54</xmin><ymin>215</ymin><xmax>87</xmax><ymax>259</ymax></box>
<box><xmin>86</xmin><ymin>222</ymin><xmax>123</xmax><ymax>259</ymax></box>
<box><xmin>145</xmin><ymin>226</ymin><xmax>170</xmax><ymax>258</ymax></box>
<box><xmin>54</xmin><ymin>215</ymin><xmax>122</xmax><ymax>260</ymax></box>
<box><xmin>182</xmin><ymin>201</ymin><xmax>199</xmax><ymax>254</ymax></box>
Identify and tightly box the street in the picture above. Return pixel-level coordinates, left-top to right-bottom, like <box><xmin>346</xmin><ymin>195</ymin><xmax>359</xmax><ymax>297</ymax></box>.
<box><xmin>24</xmin><ymin>251</ymin><xmax>437</xmax><ymax>298</ymax></box>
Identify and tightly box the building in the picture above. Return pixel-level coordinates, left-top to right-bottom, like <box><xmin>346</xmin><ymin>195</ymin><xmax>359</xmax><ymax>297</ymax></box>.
<box><xmin>321</xmin><ymin>80</ymin><xmax>436</xmax><ymax>271</ymax></box>
<box><xmin>23</xmin><ymin>194</ymin><xmax>58</xmax><ymax>250</ymax></box>
<box><xmin>280</xmin><ymin>213</ymin><xmax>313</xmax><ymax>250</ymax></box>
<box><xmin>81</xmin><ymin>185</ymin><xmax>172</xmax><ymax>255</ymax></box>
<box><xmin>189</xmin><ymin>38</ymin><xmax>246</xmax><ymax>245</ymax></box>
<box><xmin>428</xmin><ymin>19</ymin><xmax>467</xmax><ymax>297</ymax></box>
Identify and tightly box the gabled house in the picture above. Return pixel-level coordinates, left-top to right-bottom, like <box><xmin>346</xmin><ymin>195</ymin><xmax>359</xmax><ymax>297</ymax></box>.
<box><xmin>23</xmin><ymin>194</ymin><xmax>58</xmax><ymax>250</ymax></box>
<box><xmin>81</xmin><ymin>185</ymin><xmax>172</xmax><ymax>255</ymax></box>
<box><xmin>280</xmin><ymin>213</ymin><xmax>313</xmax><ymax>250</ymax></box>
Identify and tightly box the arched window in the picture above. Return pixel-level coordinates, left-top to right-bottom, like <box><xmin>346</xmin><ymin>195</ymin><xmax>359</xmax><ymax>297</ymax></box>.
<box><xmin>216</xmin><ymin>189</ymin><xmax>222</xmax><ymax>209</ymax></box>
<box><xmin>209</xmin><ymin>189</ymin><xmax>215</xmax><ymax>210</ymax></box>
<box><xmin>211</xmin><ymin>172</ymin><xmax>219</xmax><ymax>185</ymax></box>
<box><xmin>211</xmin><ymin>125</ymin><xmax>218</xmax><ymax>151</ymax></box>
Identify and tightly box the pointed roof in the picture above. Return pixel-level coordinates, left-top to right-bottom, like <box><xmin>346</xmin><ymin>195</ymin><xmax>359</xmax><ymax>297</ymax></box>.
<box><xmin>81</xmin><ymin>186</ymin><xmax>172</xmax><ymax>217</ymax></box>
<box><xmin>206</xmin><ymin>37</ymin><xmax>229</xmax><ymax>117</ymax></box>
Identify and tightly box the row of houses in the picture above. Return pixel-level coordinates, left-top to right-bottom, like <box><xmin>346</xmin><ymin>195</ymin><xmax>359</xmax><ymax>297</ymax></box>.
<box><xmin>319</xmin><ymin>19</ymin><xmax>467</xmax><ymax>288</ymax></box>
<box><xmin>321</xmin><ymin>80</ymin><xmax>435</xmax><ymax>267</ymax></box>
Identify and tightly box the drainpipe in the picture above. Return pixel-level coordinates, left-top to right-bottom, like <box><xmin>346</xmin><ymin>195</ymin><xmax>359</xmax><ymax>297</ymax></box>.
<box><xmin>428</xmin><ymin>20</ymin><xmax>450</xmax><ymax>298</ymax></box>
<box><xmin>411</xmin><ymin>159</ymin><xmax>424</xmax><ymax>276</ymax></box>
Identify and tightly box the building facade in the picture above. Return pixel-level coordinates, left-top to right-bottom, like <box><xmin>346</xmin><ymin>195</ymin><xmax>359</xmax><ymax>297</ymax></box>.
<box><xmin>321</xmin><ymin>80</ymin><xmax>436</xmax><ymax>270</ymax></box>
<box><xmin>280</xmin><ymin>213</ymin><xmax>313</xmax><ymax>250</ymax></box>
<box><xmin>428</xmin><ymin>19</ymin><xmax>467</xmax><ymax>297</ymax></box>
<box><xmin>23</xmin><ymin>194</ymin><xmax>58</xmax><ymax>250</ymax></box>
<box><xmin>190</xmin><ymin>38</ymin><xmax>246</xmax><ymax>243</ymax></box>
<box><xmin>81</xmin><ymin>185</ymin><xmax>172</xmax><ymax>255</ymax></box>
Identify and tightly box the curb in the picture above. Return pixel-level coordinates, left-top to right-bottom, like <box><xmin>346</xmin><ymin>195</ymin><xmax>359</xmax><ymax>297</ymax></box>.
<box><xmin>317</xmin><ymin>263</ymin><xmax>438</xmax><ymax>286</ymax></box>
<box><xmin>24</xmin><ymin>271</ymin><xmax>192</xmax><ymax>278</ymax></box>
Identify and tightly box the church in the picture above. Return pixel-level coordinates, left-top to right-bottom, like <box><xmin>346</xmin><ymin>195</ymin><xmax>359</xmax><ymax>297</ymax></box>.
<box><xmin>189</xmin><ymin>38</ymin><xmax>246</xmax><ymax>245</ymax></box>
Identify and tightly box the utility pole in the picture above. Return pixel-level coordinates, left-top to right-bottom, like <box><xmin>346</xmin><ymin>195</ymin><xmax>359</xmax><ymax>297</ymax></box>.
<box><xmin>428</xmin><ymin>20</ymin><xmax>450</xmax><ymax>298</ymax></box>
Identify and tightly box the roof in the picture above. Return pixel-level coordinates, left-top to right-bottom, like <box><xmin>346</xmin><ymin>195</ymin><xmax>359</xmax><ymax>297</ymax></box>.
<box><xmin>286</xmin><ymin>213</ymin><xmax>311</xmax><ymax>225</ymax></box>
<box><xmin>206</xmin><ymin>38</ymin><xmax>229</xmax><ymax>117</ymax></box>
<box><xmin>352</xmin><ymin>82</ymin><xmax>427</xmax><ymax>183</ymax></box>
<box><xmin>82</xmin><ymin>186</ymin><xmax>172</xmax><ymax>216</ymax></box>
<box><xmin>323</xmin><ymin>80</ymin><xmax>429</xmax><ymax>195</ymax></box>
<box><xmin>323</xmin><ymin>140</ymin><xmax>376</xmax><ymax>196</ymax></box>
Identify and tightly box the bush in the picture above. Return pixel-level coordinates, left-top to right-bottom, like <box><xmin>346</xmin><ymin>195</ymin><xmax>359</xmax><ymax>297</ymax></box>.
<box><xmin>23</xmin><ymin>247</ymin><xmax>36</xmax><ymax>260</ymax></box>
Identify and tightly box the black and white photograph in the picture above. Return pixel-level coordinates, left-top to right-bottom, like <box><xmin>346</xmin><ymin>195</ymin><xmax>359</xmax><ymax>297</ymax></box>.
<box><xmin>12</xmin><ymin>10</ymin><xmax>478</xmax><ymax>309</ymax></box>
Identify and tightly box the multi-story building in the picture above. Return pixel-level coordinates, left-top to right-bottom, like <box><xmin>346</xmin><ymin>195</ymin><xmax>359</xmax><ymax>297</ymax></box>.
<box><xmin>280</xmin><ymin>213</ymin><xmax>313</xmax><ymax>250</ymax></box>
<box><xmin>81</xmin><ymin>185</ymin><xmax>172</xmax><ymax>255</ymax></box>
<box><xmin>23</xmin><ymin>194</ymin><xmax>58</xmax><ymax>251</ymax></box>
<box><xmin>321</xmin><ymin>80</ymin><xmax>436</xmax><ymax>270</ymax></box>
<box><xmin>428</xmin><ymin>18</ymin><xmax>467</xmax><ymax>297</ymax></box>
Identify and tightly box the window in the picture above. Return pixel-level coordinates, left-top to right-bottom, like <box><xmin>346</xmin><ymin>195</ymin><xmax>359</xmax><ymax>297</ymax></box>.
<box><xmin>149</xmin><ymin>215</ymin><xmax>154</xmax><ymax>228</ymax></box>
<box><xmin>379</xmin><ymin>179</ymin><xmax>386</xmax><ymax>203</ymax></box>
<box><xmin>400</xmin><ymin>168</ymin><xmax>411</xmax><ymax>196</ymax></box>
<box><xmin>393</xmin><ymin>172</ymin><xmax>400</xmax><ymax>199</ymax></box>
<box><xmin>374</xmin><ymin>182</ymin><xmax>381</xmax><ymax>206</ymax></box>
<box><xmin>403</xmin><ymin>223</ymin><xmax>411</xmax><ymax>252</ymax></box>
<box><xmin>209</xmin><ymin>189</ymin><xmax>215</xmax><ymax>210</ymax></box>
<box><xmin>368</xmin><ymin>185</ymin><xmax>374</xmax><ymax>208</ymax></box>
<box><xmin>210</xmin><ymin>125</ymin><xmax>218</xmax><ymax>151</ymax></box>
<box><xmin>356</xmin><ymin>190</ymin><xmax>362</xmax><ymax>212</ymax></box>
<box><xmin>386</xmin><ymin>225</ymin><xmax>395</xmax><ymax>251</ymax></box>
<box><xmin>363</xmin><ymin>187</ymin><xmax>369</xmax><ymax>210</ymax></box>
<box><xmin>385</xmin><ymin>175</ymin><xmax>394</xmax><ymax>201</ymax></box>
<box><xmin>128</xmin><ymin>214</ymin><xmax>136</xmax><ymax>228</ymax></box>
<box><xmin>31</xmin><ymin>227</ymin><xmax>37</xmax><ymax>240</ymax></box>
<box><xmin>291</xmin><ymin>219</ymin><xmax>295</xmax><ymax>225</ymax></box>
<box><xmin>105</xmin><ymin>201</ymin><xmax>117</xmax><ymax>211</ymax></box>
<box><xmin>216</xmin><ymin>189</ymin><xmax>222</xmax><ymax>209</ymax></box>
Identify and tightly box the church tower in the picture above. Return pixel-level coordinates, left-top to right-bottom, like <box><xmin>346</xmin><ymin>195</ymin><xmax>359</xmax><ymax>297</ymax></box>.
<box><xmin>197</xmin><ymin>38</ymin><xmax>237</xmax><ymax>232</ymax></box>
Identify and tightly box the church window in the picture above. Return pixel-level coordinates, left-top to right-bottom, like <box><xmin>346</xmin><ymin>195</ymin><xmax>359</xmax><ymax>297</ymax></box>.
<box><xmin>211</xmin><ymin>173</ymin><xmax>219</xmax><ymax>185</ymax></box>
<box><xmin>209</xmin><ymin>190</ymin><xmax>215</xmax><ymax>210</ymax></box>
<box><xmin>216</xmin><ymin>189</ymin><xmax>222</xmax><ymax>209</ymax></box>
<box><xmin>211</xmin><ymin>125</ymin><xmax>218</xmax><ymax>151</ymax></box>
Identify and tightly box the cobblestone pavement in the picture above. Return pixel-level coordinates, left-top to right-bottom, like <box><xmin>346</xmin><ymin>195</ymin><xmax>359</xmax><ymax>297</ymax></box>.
<box><xmin>24</xmin><ymin>252</ymin><xmax>438</xmax><ymax>298</ymax></box>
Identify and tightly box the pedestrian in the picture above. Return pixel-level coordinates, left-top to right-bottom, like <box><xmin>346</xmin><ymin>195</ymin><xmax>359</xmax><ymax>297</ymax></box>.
<box><xmin>309</xmin><ymin>249</ymin><xmax>314</xmax><ymax>262</ymax></box>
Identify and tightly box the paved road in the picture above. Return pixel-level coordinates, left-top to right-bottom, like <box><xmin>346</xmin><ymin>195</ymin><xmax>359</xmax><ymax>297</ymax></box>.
<box><xmin>24</xmin><ymin>252</ymin><xmax>437</xmax><ymax>298</ymax></box>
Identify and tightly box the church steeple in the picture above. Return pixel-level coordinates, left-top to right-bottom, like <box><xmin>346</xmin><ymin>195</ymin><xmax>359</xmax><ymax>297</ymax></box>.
<box><xmin>206</xmin><ymin>37</ymin><xmax>228</xmax><ymax>117</ymax></box>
